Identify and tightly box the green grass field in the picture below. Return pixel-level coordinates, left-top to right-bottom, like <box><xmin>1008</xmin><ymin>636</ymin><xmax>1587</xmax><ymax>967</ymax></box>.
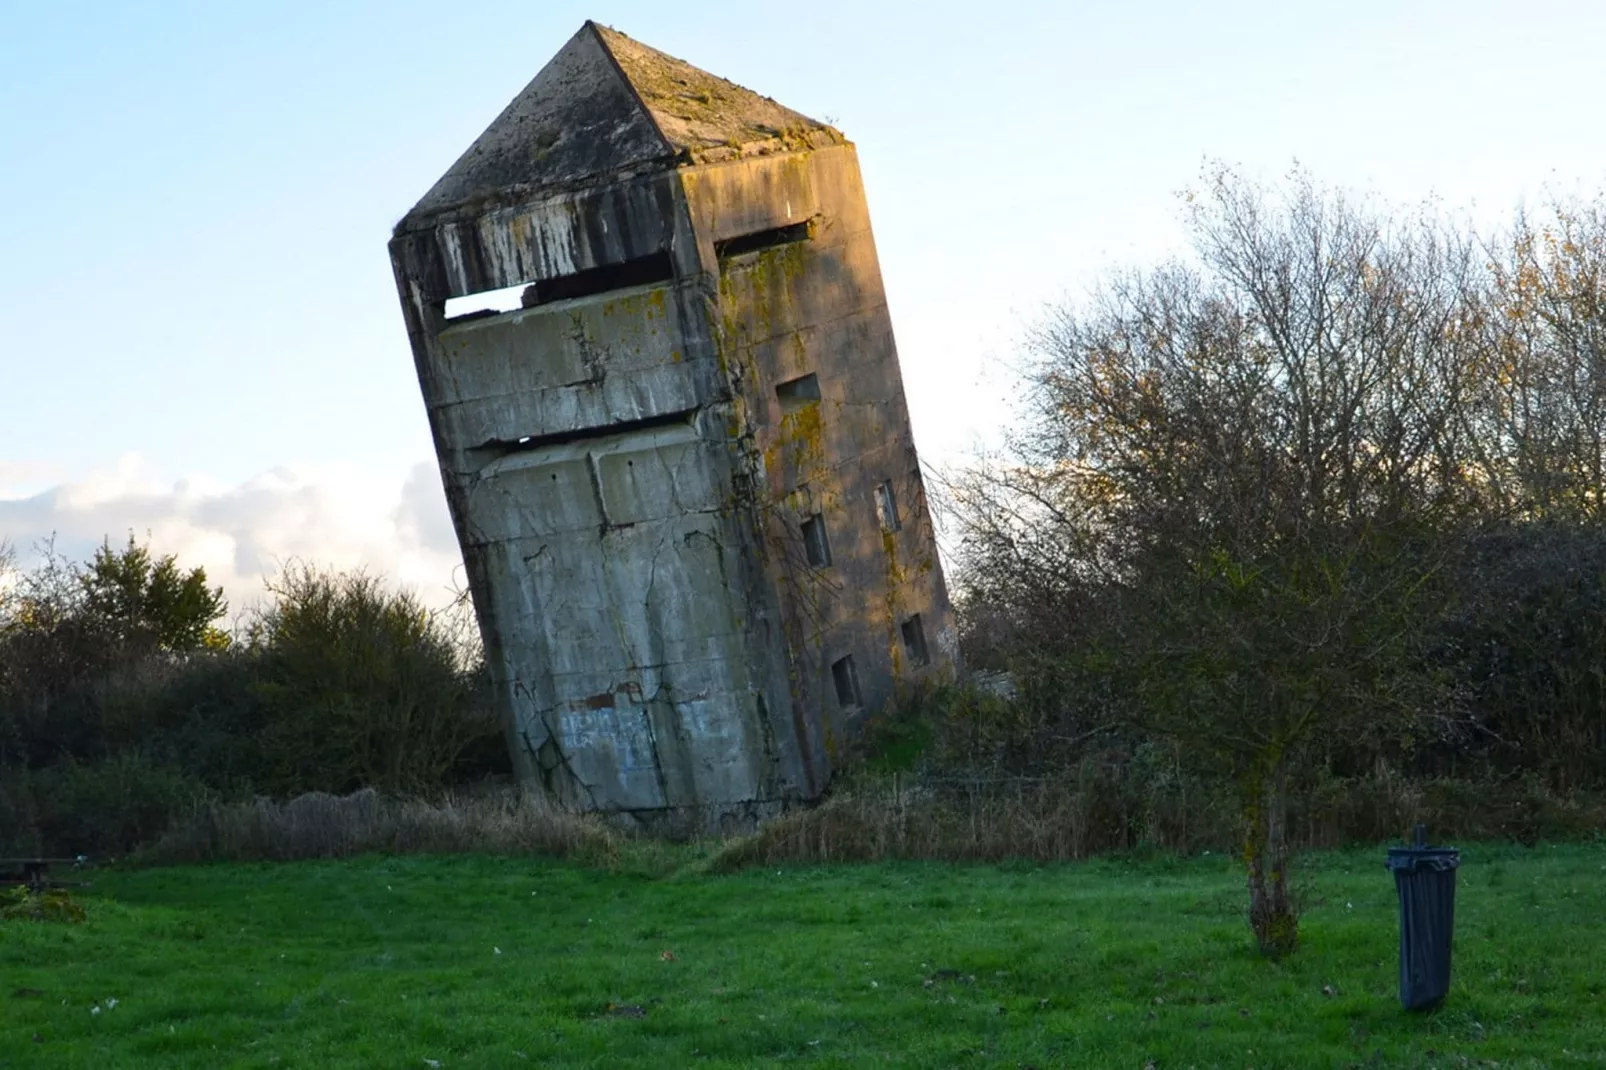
<box><xmin>3</xmin><ymin>843</ymin><xmax>1602</xmax><ymax>1068</ymax></box>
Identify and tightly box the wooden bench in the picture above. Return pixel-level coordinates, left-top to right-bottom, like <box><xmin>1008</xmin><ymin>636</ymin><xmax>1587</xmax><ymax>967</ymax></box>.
<box><xmin>0</xmin><ymin>857</ymin><xmax>92</xmax><ymax>892</ymax></box>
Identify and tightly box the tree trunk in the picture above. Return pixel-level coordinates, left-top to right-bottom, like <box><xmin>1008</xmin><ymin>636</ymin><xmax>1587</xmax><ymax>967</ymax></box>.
<box><xmin>1243</xmin><ymin>758</ymin><xmax>1298</xmax><ymax>957</ymax></box>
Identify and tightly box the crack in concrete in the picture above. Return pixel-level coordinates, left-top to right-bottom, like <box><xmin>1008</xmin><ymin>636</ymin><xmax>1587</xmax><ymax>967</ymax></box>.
<box><xmin>568</xmin><ymin>308</ymin><xmax>607</xmax><ymax>386</ymax></box>
<box><xmin>636</xmin><ymin>689</ymin><xmax>675</xmax><ymax>807</ymax></box>
<box><xmin>524</xmin><ymin>713</ymin><xmax>604</xmax><ymax>812</ymax></box>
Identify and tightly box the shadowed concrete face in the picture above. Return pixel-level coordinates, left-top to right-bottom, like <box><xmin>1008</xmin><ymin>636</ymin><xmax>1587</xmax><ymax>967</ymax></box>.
<box><xmin>390</xmin><ymin>21</ymin><xmax>956</xmax><ymax>833</ymax></box>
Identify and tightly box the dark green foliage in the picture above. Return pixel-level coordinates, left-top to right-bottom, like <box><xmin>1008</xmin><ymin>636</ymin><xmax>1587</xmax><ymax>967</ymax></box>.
<box><xmin>0</xmin><ymin>770</ymin><xmax>42</xmax><ymax>856</ymax></box>
<box><xmin>0</xmin><ymin>755</ymin><xmax>208</xmax><ymax>857</ymax></box>
<box><xmin>1436</xmin><ymin>524</ymin><xmax>1606</xmax><ymax>789</ymax></box>
<box><xmin>23</xmin><ymin>755</ymin><xmax>207</xmax><ymax>856</ymax></box>
<box><xmin>94</xmin><ymin>649</ymin><xmax>271</xmax><ymax>790</ymax></box>
<box><xmin>0</xmin><ymin>537</ymin><xmax>228</xmax><ymax>770</ymax></box>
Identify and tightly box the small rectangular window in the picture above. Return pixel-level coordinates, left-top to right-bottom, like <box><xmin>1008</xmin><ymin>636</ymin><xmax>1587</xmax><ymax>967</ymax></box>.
<box><xmin>775</xmin><ymin>372</ymin><xmax>821</xmax><ymax>414</ymax></box>
<box><xmin>831</xmin><ymin>654</ymin><xmax>862</xmax><ymax>709</ymax></box>
<box><xmin>875</xmin><ymin>480</ymin><xmax>901</xmax><ymax>532</ymax></box>
<box><xmin>801</xmin><ymin>513</ymin><xmax>832</xmax><ymax>567</ymax></box>
<box><xmin>900</xmin><ymin>614</ymin><xmax>930</xmax><ymax>667</ymax></box>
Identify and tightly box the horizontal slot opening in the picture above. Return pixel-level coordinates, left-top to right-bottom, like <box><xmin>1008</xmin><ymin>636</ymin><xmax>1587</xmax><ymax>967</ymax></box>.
<box><xmin>775</xmin><ymin>372</ymin><xmax>821</xmax><ymax>414</ymax></box>
<box><xmin>528</xmin><ymin>251</ymin><xmax>674</xmax><ymax>306</ymax></box>
<box><xmin>442</xmin><ymin>251</ymin><xmax>674</xmax><ymax>322</ymax></box>
<box><xmin>716</xmin><ymin>220</ymin><xmax>811</xmax><ymax>260</ymax></box>
<box><xmin>476</xmin><ymin>407</ymin><xmax>695</xmax><ymax>460</ymax></box>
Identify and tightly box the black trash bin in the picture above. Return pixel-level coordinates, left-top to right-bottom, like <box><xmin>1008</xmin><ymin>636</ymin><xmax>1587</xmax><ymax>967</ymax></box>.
<box><xmin>1386</xmin><ymin>824</ymin><xmax>1460</xmax><ymax>1011</ymax></box>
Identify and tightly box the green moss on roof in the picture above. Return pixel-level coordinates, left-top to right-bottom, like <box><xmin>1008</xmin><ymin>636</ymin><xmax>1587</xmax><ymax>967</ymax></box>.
<box><xmin>593</xmin><ymin>23</ymin><xmax>844</xmax><ymax>164</ymax></box>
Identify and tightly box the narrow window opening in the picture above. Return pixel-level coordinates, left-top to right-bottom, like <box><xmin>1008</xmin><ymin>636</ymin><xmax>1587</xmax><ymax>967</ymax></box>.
<box><xmin>472</xmin><ymin>407</ymin><xmax>695</xmax><ymax>462</ymax></box>
<box><xmin>831</xmin><ymin>655</ymin><xmax>862</xmax><ymax>709</ymax></box>
<box><xmin>775</xmin><ymin>372</ymin><xmax>821</xmax><ymax>414</ymax></box>
<box><xmin>900</xmin><ymin>614</ymin><xmax>930</xmax><ymax>667</ymax></box>
<box><xmin>874</xmin><ymin>479</ymin><xmax>901</xmax><ymax>532</ymax></box>
<box><xmin>441</xmin><ymin>251</ymin><xmax>674</xmax><ymax>321</ymax></box>
<box><xmin>716</xmin><ymin>220</ymin><xmax>811</xmax><ymax>260</ymax></box>
<box><xmin>800</xmin><ymin>513</ymin><xmax>832</xmax><ymax>567</ymax></box>
<box><xmin>525</xmin><ymin>251</ymin><xmax>674</xmax><ymax>306</ymax></box>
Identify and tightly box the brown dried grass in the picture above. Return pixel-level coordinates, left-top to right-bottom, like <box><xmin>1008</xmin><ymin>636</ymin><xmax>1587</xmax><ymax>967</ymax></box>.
<box><xmin>143</xmin><ymin>787</ymin><xmax>619</xmax><ymax>865</ymax></box>
<box><xmin>708</xmin><ymin>766</ymin><xmax>1606</xmax><ymax>872</ymax></box>
<box><xmin>709</xmin><ymin>770</ymin><xmax>1237</xmax><ymax>872</ymax></box>
<box><xmin>137</xmin><ymin>769</ymin><xmax>1606</xmax><ymax>874</ymax></box>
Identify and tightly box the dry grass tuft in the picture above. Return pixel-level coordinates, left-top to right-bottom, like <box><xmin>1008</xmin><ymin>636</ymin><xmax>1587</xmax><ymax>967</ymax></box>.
<box><xmin>709</xmin><ymin>772</ymin><xmax>1237</xmax><ymax>872</ymax></box>
<box><xmin>707</xmin><ymin>766</ymin><xmax>1606</xmax><ymax>872</ymax></box>
<box><xmin>144</xmin><ymin>787</ymin><xmax>619</xmax><ymax>865</ymax></box>
<box><xmin>136</xmin><ymin>769</ymin><xmax>1606</xmax><ymax>874</ymax></box>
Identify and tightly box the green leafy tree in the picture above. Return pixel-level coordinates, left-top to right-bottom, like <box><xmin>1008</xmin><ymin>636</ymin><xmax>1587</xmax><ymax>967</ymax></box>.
<box><xmin>80</xmin><ymin>534</ymin><xmax>228</xmax><ymax>653</ymax></box>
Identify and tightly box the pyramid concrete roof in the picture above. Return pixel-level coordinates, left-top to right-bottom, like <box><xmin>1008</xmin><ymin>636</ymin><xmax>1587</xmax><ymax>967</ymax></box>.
<box><xmin>398</xmin><ymin>21</ymin><xmax>843</xmax><ymax>232</ymax></box>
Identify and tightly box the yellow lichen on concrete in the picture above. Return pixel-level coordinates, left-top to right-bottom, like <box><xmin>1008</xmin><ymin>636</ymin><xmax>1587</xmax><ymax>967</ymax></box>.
<box><xmin>881</xmin><ymin>528</ymin><xmax>908</xmax><ymax>677</ymax></box>
<box><xmin>593</xmin><ymin>23</ymin><xmax>845</xmax><ymax>164</ymax></box>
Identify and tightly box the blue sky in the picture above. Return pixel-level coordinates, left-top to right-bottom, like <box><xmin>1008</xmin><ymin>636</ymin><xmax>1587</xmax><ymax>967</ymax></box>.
<box><xmin>4</xmin><ymin>0</ymin><xmax>1605</xmax><ymax>606</ymax></box>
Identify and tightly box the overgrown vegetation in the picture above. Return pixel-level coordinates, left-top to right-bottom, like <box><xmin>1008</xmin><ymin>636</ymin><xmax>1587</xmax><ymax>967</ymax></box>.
<box><xmin>936</xmin><ymin>165</ymin><xmax>1606</xmax><ymax>954</ymax></box>
<box><xmin>0</xmin><ymin>538</ymin><xmax>505</xmax><ymax>858</ymax></box>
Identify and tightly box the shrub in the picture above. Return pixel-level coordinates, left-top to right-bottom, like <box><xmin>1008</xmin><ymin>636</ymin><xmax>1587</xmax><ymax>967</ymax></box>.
<box><xmin>246</xmin><ymin>564</ymin><xmax>501</xmax><ymax>795</ymax></box>
<box><xmin>0</xmin><ymin>886</ymin><xmax>87</xmax><ymax>924</ymax></box>
<box><xmin>26</xmin><ymin>754</ymin><xmax>207</xmax><ymax>857</ymax></box>
<box><xmin>95</xmin><ymin>649</ymin><xmax>270</xmax><ymax>791</ymax></box>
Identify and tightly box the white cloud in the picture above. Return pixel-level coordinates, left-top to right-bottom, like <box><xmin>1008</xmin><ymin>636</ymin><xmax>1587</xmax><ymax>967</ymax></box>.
<box><xmin>0</xmin><ymin>459</ymin><xmax>61</xmax><ymax>499</ymax></box>
<box><xmin>0</xmin><ymin>455</ymin><xmax>466</xmax><ymax>618</ymax></box>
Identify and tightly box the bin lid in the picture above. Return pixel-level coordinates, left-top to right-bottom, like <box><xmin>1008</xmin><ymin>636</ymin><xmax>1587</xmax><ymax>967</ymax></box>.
<box><xmin>1386</xmin><ymin>846</ymin><xmax>1460</xmax><ymax>872</ymax></box>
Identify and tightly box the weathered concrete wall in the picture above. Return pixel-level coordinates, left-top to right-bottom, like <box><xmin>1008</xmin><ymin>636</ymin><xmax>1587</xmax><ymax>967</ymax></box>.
<box><xmin>389</xmin><ymin>24</ymin><xmax>955</xmax><ymax>833</ymax></box>
<box><xmin>401</xmin><ymin>256</ymin><xmax>777</xmax><ymax>826</ymax></box>
<box><xmin>683</xmin><ymin>145</ymin><xmax>957</xmax><ymax>777</ymax></box>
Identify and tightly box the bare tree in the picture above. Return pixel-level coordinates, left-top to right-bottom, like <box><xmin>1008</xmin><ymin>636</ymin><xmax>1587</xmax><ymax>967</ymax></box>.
<box><xmin>948</xmin><ymin>165</ymin><xmax>1487</xmax><ymax>955</ymax></box>
<box><xmin>1479</xmin><ymin>200</ymin><xmax>1606</xmax><ymax>518</ymax></box>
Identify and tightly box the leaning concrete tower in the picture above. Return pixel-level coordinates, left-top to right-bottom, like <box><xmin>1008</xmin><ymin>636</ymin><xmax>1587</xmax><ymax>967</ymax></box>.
<box><xmin>390</xmin><ymin>21</ymin><xmax>955</xmax><ymax>832</ymax></box>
